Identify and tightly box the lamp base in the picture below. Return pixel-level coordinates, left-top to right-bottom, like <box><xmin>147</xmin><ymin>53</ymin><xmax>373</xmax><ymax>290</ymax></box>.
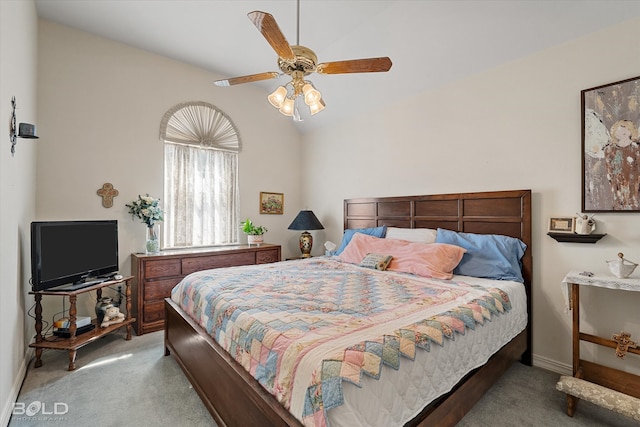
<box><xmin>299</xmin><ymin>231</ymin><xmax>313</xmax><ymax>258</ymax></box>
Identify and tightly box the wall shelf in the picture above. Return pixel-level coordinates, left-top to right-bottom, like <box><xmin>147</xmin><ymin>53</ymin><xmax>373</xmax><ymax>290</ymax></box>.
<box><xmin>547</xmin><ymin>233</ymin><xmax>606</xmax><ymax>243</ymax></box>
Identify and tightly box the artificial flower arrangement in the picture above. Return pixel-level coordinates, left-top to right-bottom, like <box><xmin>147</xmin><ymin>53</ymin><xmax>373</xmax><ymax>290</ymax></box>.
<box><xmin>126</xmin><ymin>194</ymin><xmax>164</xmax><ymax>253</ymax></box>
<box><xmin>126</xmin><ymin>194</ymin><xmax>164</xmax><ymax>227</ymax></box>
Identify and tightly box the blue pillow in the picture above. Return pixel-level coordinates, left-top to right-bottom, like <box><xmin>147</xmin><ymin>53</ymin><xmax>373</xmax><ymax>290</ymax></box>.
<box><xmin>332</xmin><ymin>226</ymin><xmax>387</xmax><ymax>255</ymax></box>
<box><xmin>435</xmin><ymin>228</ymin><xmax>527</xmax><ymax>282</ymax></box>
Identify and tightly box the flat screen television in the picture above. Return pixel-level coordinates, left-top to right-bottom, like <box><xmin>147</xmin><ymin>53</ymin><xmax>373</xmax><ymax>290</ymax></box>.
<box><xmin>30</xmin><ymin>220</ymin><xmax>119</xmax><ymax>292</ymax></box>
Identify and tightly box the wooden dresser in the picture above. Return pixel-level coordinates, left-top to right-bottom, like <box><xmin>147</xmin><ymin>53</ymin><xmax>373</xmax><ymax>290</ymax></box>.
<box><xmin>131</xmin><ymin>244</ymin><xmax>281</xmax><ymax>335</ymax></box>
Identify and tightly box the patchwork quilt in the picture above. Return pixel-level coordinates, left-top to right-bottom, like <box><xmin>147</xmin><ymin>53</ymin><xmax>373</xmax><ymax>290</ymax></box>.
<box><xmin>171</xmin><ymin>257</ymin><xmax>513</xmax><ymax>426</ymax></box>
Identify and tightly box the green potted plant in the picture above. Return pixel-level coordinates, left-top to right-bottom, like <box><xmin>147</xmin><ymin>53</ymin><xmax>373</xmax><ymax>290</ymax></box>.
<box><xmin>241</xmin><ymin>219</ymin><xmax>267</xmax><ymax>245</ymax></box>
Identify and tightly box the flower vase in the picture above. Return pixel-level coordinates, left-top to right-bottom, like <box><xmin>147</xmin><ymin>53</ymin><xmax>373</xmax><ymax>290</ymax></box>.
<box><xmin>146</xmin><ymin>224</ymin><xmax>160</xmax><ymax>254</ymax></box>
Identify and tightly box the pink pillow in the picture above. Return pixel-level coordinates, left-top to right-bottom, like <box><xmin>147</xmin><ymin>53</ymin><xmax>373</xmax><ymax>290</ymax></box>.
<box><xmin>339</xmin><ymin>232</ymin><xmax>466</xmax><ymax>279</ymax></box>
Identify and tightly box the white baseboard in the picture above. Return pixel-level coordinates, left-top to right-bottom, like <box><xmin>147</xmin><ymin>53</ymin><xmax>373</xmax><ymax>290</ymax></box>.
<box><xmin>532</xmin><ymin>353</ymin><xmax>572</xmax><ymax>376</ymax></box>
<box><xmin>1</xmin><ymin>348</ymin><xmax>33</xmax><ymax>427</ymax></box>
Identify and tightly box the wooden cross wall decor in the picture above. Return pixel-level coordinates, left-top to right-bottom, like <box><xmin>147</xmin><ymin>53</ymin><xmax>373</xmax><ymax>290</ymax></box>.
<box><xmin>97</xmin><ymin>183</ymin><xmax>119</xmax><ymax>208</ymax></box>
<box><xmin>612</xmin><ymin>331</ymin><xmax>637</xmax><ymax>358</ymax></box>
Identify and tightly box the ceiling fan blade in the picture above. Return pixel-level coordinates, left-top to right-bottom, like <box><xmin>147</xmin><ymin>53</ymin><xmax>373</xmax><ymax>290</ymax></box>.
<box><xmin>214</xmin><ymin>72</ymin><xmax>280</xmax><ymax>87</ymax></box>
<box><xmin>247</xmin><ymin>11</ymin><xmax>296</xmax><ymax>62</ymax></box>
<box><xmin>316</xmin><ymin>57</ymin><xmax>392</xmax><ymax>74</ymax></box>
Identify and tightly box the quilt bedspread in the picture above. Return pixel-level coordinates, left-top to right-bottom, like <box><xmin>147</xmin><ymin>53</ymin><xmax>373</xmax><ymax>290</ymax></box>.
<box><xmin>170</xmin><ymin>257</ymin><xmax>513</xmax><ymax>426</ymax></box>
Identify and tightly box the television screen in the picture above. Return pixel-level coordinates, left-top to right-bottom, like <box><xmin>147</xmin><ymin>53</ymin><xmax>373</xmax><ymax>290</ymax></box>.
<box><xmin>31</xmin><ymin>220</ymin><xmax>119</xmax><ymax>292</ymax></box>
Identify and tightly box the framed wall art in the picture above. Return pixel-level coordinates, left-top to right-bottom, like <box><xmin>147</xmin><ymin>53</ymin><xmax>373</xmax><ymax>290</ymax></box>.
<box><xmin>582</xmin><ymin>75</ymin><xmax>640</xmax><ymax>212</ymax></box>
<box><xmin>260</xmin><ymin>192</ymin><xmax>284</xmax><ymax>214</ymax></box>
<box><xmin>548</xmin><ymin>217</ymin><xmax>576</xmax><ymax>234</ymax></box>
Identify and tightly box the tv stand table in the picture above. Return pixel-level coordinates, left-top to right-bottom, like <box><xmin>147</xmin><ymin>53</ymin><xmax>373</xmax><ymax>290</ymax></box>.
<box><xmin>29</xmin><ymin>276</ymin><xmax>135</xmax><ymax>371</ymax></box>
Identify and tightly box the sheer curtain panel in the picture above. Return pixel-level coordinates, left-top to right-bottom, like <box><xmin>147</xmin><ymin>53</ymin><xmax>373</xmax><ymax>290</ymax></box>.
<box><xmin>160</xmin><ymin>102</ymin><xmax>240</xmax><ymax>248</ymax></box>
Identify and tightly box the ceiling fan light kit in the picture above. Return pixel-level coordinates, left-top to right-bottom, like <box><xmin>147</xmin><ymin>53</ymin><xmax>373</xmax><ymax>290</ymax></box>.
<box><xmin>214</xmin><ymin>2</ymin><xmax>392</xmax><ymax>121</ymax></box>
<box><xmin>268</xmin><ymin>70</ymin><xmax>325</xmax><ymax>119</ymax></box>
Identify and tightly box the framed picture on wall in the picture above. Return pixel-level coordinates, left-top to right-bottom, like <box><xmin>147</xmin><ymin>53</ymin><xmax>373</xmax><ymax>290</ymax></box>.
<box><xmin>548</xmin><ymin>217</ymin><xmax>576</xmax><ymax>234</ymax></box>
<box><xmin>582</xmin><ymin>75</ymin><xmax>640</xmax><ymax>212</ymax></box>
<box><xmin>260</xmin><ymin>192</ymin><xmax>284</xmax><ymax>214</ymax></box>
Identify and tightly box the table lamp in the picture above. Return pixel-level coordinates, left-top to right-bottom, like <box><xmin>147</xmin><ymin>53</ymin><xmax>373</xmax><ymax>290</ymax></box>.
<box><xmin>288</xmin><ymin>210</ymin><xmax>324</xmax><ymax>258</ymax></box>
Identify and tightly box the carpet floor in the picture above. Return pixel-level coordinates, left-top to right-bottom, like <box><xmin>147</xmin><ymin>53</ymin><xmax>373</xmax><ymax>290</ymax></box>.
<box><xmin>9</xmin><ymin>330</ymin><xmax>638</xmax><ymax>426</ymax></box>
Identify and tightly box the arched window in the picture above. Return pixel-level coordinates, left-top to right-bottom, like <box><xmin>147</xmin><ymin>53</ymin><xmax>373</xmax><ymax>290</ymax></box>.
<box><xmin>160</xmin><ymin>101</ymin><xmax>240</xmax><ymax>248</ymax></box>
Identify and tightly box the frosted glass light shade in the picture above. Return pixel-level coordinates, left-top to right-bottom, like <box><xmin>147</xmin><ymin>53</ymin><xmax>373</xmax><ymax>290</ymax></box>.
<box><xmin>268</xmin><ymin>86</ymin><xmax>287</xmax><ymax>108</ymax></box>
<box><xmin>308</xmin><ymin>98</ymin><xmax>326</xmax><ymax>115</ymax></box>
<box><xmin>279</xmin><ymin>97</ymin><xmax>295</xmax><ymax>116</ymax></box>
<box><xmin>302</xmin><ymin>83</ymin><xmax>322</xmax><ymax>105</ymax></box>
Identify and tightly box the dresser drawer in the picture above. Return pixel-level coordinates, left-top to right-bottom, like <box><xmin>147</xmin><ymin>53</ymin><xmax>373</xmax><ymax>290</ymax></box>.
<box><xmin>256</xmin><ymin>249</ymin><xmax>280</xmax><ymax>264</ymax></box>
<box><xmin>144</xmin><ymin>277</ymin><xmax>183</xmax><ymax>301</ymax></box>
<box><xmin>182</xmin><ymin>252</ymin><xmax>255</xmax><ymax>275</ymax></box>
<box><xmin>144</xmin><ymin>259</ymin><xmax>181</xmax><ymax>279</ymax></box>
<box><xmin>143</xmin><ymin>300</ymin><xmax>164</xmax><ymax>323</ymax></box>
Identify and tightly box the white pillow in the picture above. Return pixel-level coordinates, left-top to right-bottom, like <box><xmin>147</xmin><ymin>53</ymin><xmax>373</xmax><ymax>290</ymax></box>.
<box><xmin>385</xmin><ymin>227</ymin><xmax>437</xmax><ymax>244</ymax></box>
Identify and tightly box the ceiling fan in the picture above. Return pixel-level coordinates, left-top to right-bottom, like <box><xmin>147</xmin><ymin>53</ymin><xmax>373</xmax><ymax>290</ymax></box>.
<box><xmin>213</xmin><ymin>2</ymin><xmax>392</xmax><ymax>120</ymax></box>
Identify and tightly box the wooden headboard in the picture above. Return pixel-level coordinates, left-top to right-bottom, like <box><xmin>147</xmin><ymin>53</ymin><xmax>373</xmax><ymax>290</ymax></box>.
<box><xmin>344</xmin><ymin>189</ymin><xmax>533</xmax><ymax>363</ymax></box>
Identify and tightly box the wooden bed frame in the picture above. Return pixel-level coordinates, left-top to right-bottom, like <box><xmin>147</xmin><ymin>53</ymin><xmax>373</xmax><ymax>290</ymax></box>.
<box><xmin>164</xmin><ymin>189</ymin><xmax>532</xmax><ymax>426</ymax></box>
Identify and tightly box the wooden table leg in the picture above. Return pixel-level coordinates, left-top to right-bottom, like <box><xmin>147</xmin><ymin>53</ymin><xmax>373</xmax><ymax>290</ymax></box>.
<box><xmin>567</xmin><ymin>283</ymin><xmax>580</xmax><ymax>416</ymax></box>
<box><xmin>68</xmin><ymin>294</ymin><xmax>78</xmax><ymax>342</ymax></box>
<box><xmin>33</xmin><ymin>293</ymin><xmax>43</xmax><ymax>368</ymax></box>
<box><xmin>67</xmin><ymin>294</ymin><xmax>78</xmax><ymax>370</ymax></box>
<box><xmin>68</xmin><ymin>349</ymin><xmax>77</xmax><ymax>371</ymax></box>
<box><xmin>34</xmin><ymin>348</ymin><xmax>43</xmax><ymax>369</ymax></box>
<box><xmin>125</xmin><ymin>280</ymin><xmax>132</xmax><ymax>340</ymax></box>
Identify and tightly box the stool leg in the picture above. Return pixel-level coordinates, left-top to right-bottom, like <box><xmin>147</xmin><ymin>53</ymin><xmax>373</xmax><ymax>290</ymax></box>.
<box><xmin>567</xmin><ymin>394</ymin><xmax>578</xmax><ymax>416</ymax></box>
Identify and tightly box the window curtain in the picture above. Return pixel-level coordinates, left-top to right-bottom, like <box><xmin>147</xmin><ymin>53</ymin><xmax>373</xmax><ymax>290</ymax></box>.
<box><xmin>160</xmin><ymin>102</ymin><xmax>240</xmax><ymax>248</ymax></box>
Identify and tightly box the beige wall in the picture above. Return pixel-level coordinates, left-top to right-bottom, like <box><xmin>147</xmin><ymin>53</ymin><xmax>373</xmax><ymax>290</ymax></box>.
<box><xmin>0</xmin><ymin>1</ymin><xmax>38</xmax><ymax>425</ymax></box>
<box><xmin>35</xmin><ymin>20</ymin><xmax>303</xmax><ymax>321</ymax></box>
<box><xmin>303</xmin><ymin>17</ymin><xmax>640</xmax><ymax>375</ymax></box>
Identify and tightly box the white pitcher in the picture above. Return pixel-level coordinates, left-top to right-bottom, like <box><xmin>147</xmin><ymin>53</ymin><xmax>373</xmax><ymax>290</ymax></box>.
<box><xmin>575</xmin><ymin>214</ymin><xmax>596</xmax><ymax>235</ymax></box>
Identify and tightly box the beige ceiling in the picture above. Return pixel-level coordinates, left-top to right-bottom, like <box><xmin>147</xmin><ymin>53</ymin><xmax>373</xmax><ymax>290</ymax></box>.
<box><xmin>35</xmin><ymin>0</ymin><xmax>640</xmax><ymax>132</ymax></box>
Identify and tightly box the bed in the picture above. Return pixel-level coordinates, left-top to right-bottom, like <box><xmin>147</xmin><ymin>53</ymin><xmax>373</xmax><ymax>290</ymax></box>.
<box><xmin>164</xmin><ymin>189</ymin><xmax>532</xmax><ymax>426</ymax></box>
